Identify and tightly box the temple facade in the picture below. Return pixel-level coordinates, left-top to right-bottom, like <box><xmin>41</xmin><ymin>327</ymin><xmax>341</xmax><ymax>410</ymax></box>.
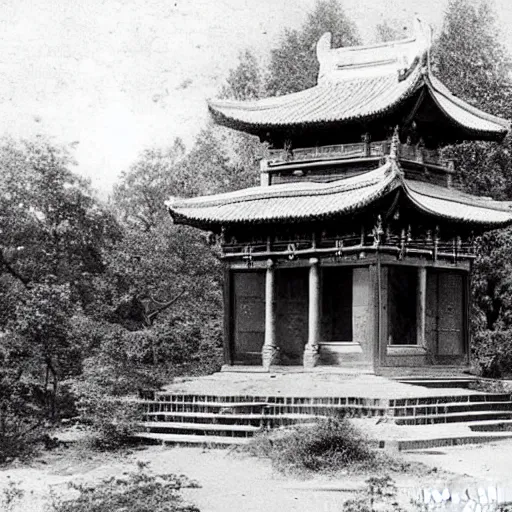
<box><xmin>167</xmin><ymin>20</ymin><xmax>512</xmax><ymax>373</ymax></box>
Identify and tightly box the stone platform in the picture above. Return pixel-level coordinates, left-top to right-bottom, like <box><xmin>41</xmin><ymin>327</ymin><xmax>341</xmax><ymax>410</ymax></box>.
<box><xmin>135</xmin><ymin>371</ymin><xmax>512</xmax><ymax>450</ymax></box>
<box><xmin>162</xmin><ymin>370</ymin><xmax>477</xmax><ymax>398</ymax></box>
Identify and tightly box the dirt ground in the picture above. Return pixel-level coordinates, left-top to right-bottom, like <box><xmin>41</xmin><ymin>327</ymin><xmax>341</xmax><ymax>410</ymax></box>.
<box><xmin>2</xmin><ymin>439</ymin><xmax>511</xmax><ymax>512</ymax></box>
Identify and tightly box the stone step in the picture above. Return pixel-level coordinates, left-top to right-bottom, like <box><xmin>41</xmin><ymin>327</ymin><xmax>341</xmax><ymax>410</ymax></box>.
<box><xmin>392</xmin><ymin>401</ymin><xmax>512</xmax><ymax>417</ymax></box>
<box><xmin>396</xmin><ymin>378</ymin><xmax>477</xmax><ymax>389</ymax></box>
<box><xmin>144</xmin><ymin>402</ymin><xmax>388</xmax><ymax>416</ymax></box>
<box><xmin>144</xmin><ymin>392</ymin><xmax>512</xmax><ymax>408</ymax></box>
<box><xmin>143</xmin><ymin>411</ymin><xmax>319</xmax><ymax>424</ymax></box>
<box><xmin>380</xmin><ymin>366</ymin><xmax>472</xmax><ymax>377</ymax></box>
<box><xmin>146</xmin><ymin>400</ymin><xmax>268</xmax><ymax>407</ymax></box>
<box><xmin>389</xmin><ymin>393</ymin><xmax>512</xmax><ymax>407</ymax></box>
<box><xmin>393</xmin><ymin>433</ymin><xmax>512</xmax><ymax>451</ymax></box>
<box><xmin>140</xmin><ymin>421</ymin><xmax>262</xmax><ymax>436</ymax></box>
<box><xmin>141</xmin><ymin>421</ymin><xmax>262</xmax><ymax>432</ymax></box>
<box><xmin>149</xmin><ymin>396</ymin><xmax>386</xmax><ymax>406</ymax></box>
<box><xmin>145</xmin><ymin>403</ymin><xmax>268</xmax><ymax>414</ymax></box>
<box><xmin>469</xmin><ymin>420</ymin><xmax>512</xmax><ymax>432</ymax></box>
<box><xmin>133</xmin><ymin>432</ymin><xmax>248</xmax><ymax>445</ymax></box>
<box><xmin>153</xmin><ymin>394</ymin><xmax>269</xmax><ymax>403</ymax></box>
<box><xmin>394</xmin><ymin>410</ymin><xmax>512</xmax><ymax>426</ymax></box>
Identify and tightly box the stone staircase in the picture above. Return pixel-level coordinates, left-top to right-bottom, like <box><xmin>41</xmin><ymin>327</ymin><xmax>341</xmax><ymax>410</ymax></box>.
<box><xmin>134</xmin><ymin>390</ymin><xmax>512</xmax><ymax>447</ymax></box>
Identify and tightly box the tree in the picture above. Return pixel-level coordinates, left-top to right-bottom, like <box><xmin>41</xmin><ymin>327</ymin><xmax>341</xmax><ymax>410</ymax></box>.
<box><xmin>265</xmin><ymin>0</ymin><xmax>360</xmax><ymax>96</ymax></box>
<box><xmin>0</xmin><ymin>137</ymin><xmax>120</xmax><ymax>309</ymax></box>
<box><xmin>0</xmin><ymin>137</ymin><xmax>123</xmax><ymax>454</ymax></box>
<box><xmin>109</xmin><ymin>141</ymin><xmax>226</xmax><ymax>373</ymax></box>
<box><xmin>11</xmin><ymin>281</ymin><xmax>78</xmax><ymax>418</ymax></box>
<box><xmin>434</xmin><ymin>0</ymin><xmax>512</xmax><ymax>119</ymax></box>
<box><xmin>374</xmin><ymin>19</ymin><xmax>406</xmax><ymax>43</ymax></box>
<box><xmin>219</xmin><ymin>50</ymin><xmax>263</xmax><ymax>101</ymax></box>
<box><xmin>112</xmin><ymin>139</ymin><xmax>186</xmax><ymax>231</ymax></box>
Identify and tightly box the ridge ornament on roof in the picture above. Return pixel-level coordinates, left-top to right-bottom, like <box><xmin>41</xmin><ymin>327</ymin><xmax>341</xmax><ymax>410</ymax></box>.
<box><xmin>207</xmin><ymin>19</ymin><xmax>509</xmax><ymax>143</ymax></box>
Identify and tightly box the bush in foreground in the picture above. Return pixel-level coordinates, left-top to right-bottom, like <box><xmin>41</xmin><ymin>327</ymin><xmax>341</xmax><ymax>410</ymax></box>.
<box><xmin>343</xmin><ymin>476</ymin><xmax>406</xmax><ymax>512</ymax></box>
<box><xmin>50</xmin><ymin>462</ymin><xmax>200</xmax><ymax>512</ymax></box>
<box><xmin>246</xmin><ymin>417</ymin><xmax>375</xmax><ymax>474</ymax></box>
<box><xmin>472</xmin><ymin>329</ymin><xmax>512</xmax><ymax>378</ymax></box>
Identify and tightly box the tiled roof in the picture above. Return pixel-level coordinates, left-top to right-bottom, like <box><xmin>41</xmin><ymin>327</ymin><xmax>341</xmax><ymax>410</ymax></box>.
<box><xmin>405</xmin><ymin>180</ymin><xmax>512</xmax><ymax>226</ymax></box>
<box><xmin>427</xmin><ymin>75</ymin><xmax>509</xmax><ymax>134</ymax></box>
<box><xmin>166</xmin><ymin>161</ymin><xmax>512</xmax><ymax>229</ymax></box>
<box><xmin>209</xmin><ymin>67</ymin><xmax>423</xmax><ymax>131</ymax></box>
<box><xmin>208</xmin><ymin>20</ymin><xmax>509</xmax><ymax>140</ymax></box>
<box><xmin>167</xmin><ymin>163</ymin><xmax>399</xmax><ymax>226</ymax></box>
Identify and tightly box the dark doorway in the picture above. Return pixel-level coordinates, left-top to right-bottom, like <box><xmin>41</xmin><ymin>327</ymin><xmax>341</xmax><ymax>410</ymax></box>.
<box><xmin>321</xmin><ymin>268</ymin><xmax>353</xmax><ymax>341</ymax></box>
<box><xmin>387</xmin><ymin>266</ymin><xmax>418</xmax><ymax>345</ymax></box>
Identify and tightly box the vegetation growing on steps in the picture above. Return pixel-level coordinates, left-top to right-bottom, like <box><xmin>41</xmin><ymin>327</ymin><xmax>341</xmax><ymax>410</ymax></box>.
<box><xmin>246</xmin><ymin>417</ymin><xmax>378</xmax><ymax>475</ymax></box>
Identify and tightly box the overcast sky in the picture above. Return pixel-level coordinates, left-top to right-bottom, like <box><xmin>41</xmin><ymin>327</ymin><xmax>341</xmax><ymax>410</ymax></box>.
<box><xmin>1</xmin><ymin>0</ymin><xmax>512</xmax><ymax>194</ymax></box>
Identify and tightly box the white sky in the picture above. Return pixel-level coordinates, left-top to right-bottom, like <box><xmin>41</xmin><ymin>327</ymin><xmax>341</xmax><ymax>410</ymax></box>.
<box><xmin>1</xmin><ymin>0</ymin><xmax>511</xmax><ymax>194</ymax></box>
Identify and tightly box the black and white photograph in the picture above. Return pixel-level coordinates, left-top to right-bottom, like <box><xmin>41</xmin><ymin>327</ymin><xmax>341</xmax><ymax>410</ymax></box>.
<box><xmin>2</xmin><ymin>0</ymin><xmax>512</xmax><ymax>510</ymax></box>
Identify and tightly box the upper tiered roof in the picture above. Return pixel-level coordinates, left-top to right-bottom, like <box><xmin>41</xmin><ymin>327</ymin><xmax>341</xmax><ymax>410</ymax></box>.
<box><xmin>208</xmin><ymin>20</ymin><xmax>509</xmax><ymax>143</ymax></box>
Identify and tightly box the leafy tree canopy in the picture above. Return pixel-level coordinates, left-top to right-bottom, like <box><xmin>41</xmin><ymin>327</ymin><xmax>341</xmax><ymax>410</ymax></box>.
<box><xmin>434</xmin><ymin>0</ymin><xmax>512</xmax><ymax>118</ymax></box>
<box><xmin>266</xmin><ymin>0</ymin><xmax>360</xmax><ymax>96</ymax></box>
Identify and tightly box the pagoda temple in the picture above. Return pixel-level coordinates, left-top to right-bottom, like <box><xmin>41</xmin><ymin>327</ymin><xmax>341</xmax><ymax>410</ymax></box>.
<box><xmin>167</xmin><ymin>20</ymin><xmax>512</xmax><ymax>373</ymax></box>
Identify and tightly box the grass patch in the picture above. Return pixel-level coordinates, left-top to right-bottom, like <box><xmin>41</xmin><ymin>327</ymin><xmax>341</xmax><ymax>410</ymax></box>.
<box><xmin>245</xmin><ymin>417</ymin><xmax>378</xmax><ymax>475</ymax></box>
<box><xmin>49</xmin><ymin>461</ymin><xmax>200</xmax><ymax>512</ymax></box>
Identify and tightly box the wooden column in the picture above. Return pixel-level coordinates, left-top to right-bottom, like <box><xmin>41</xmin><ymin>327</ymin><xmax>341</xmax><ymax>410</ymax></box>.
<box><xmin>304</xmin><ymin>258</ymin><xmax>320</xmax><ymax>368</ymax></box>
<box><xmin>223</xmin><ymin>266</ymin><xmax>233</xmax><ymax>365</ymax></box>
<box><xmin>416</xmin><ymin>266</ymin><xmax>427</xmax><ymax>346</ymax></box>
<box><xmin>262</xmin><ymin>259</ymin><xmax>279</xmax><ymax>368</ymax></box>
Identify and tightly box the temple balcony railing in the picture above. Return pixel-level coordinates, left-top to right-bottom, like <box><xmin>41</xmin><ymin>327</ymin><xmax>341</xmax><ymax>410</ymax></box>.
<box><xmin>221</xmin><ymin>232</ymin><xmax>476</xmax><ymax>264</ymax></box>
<box><xmin>265</xmin><ymin>140</ymin><xmax>455</xmax><ymax>171</ymax></box>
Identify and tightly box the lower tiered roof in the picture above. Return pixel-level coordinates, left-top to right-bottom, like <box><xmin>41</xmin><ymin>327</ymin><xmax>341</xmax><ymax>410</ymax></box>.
<box><xmin>166</xmin><ymin>160</ymin><xmax>512</xmax><ymax>230</ymax></box>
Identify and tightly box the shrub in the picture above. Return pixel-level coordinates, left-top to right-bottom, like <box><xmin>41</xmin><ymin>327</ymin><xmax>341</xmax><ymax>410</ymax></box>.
<box><xmin>246</xmin><ymin>417</ymin><xmax>375</xmax><ymax>474</ymax></box>
<box><xmin>343</xmin><ymin>476</ymin><xmax>406</xmax><ymax>512</ymax></box>
<box><xmin>0</xmin><ymin>479</ymin><xmax>25</xmax><ymax>512</ymax></box>
<box><xmin>75</xmin><ymin>393</ymin><xmax>144</xmax><ymax>450</ymax></box>
<box><xmin>472</xmin><ymin>329</ymin><xmax>512</xmax><ymax>378</ymax></box>
<box><xmin>49</xmin><ymin>462</ymin><xmax>201</xmax><ymax>512</ymax></box>
<box><xmin>0</xmin><ymin>376</ymin><xmax>46</xmax><ymax>463</ymax></box>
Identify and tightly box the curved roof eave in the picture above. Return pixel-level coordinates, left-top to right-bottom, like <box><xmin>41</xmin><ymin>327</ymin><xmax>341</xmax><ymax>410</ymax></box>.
<box><xmin>402</xmin><ymin>179</ymin><xmax>512</xmax><ymax>228</ymax></box>
<box><xmin>424</xmin><ymin>74</ymin><xmax>509</xmax><ymax>141</ymax></box>
<box><xmin>167</xmin><ymin>162</ymin><xmax>400</xmax><ymax>228</ymax></box>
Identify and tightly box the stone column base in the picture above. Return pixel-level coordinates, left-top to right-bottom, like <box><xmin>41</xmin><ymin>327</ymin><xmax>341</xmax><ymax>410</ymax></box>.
<box><xmin>262</xmin><ymin>344</ymin><xmax>280</xmax><ymax>369</ymax></box>
<box><xmin>303</xmin><ymin>344</ymin><xmax>320</xmax><ymax>368</ymax></box>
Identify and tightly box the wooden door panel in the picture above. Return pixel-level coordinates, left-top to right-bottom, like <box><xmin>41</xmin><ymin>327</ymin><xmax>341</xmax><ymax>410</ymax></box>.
<box><xmin>276</xmin><ymin>268</ymin><xmax>308</xmax><ymax>365</ymax></box>
<box><xmin>233</xmin><ymin>272</ymin><xmax>265</xmax><ymax>364</ymax></box>
<box><xmin>437</xmin><ymin>273</ymin><xmax>464</xmax><ymax>356</ymax></box>
<box><xmin>425</xmin><ymin>270</ymin><xmax>465</xmax><ymax>359</ymax></box>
